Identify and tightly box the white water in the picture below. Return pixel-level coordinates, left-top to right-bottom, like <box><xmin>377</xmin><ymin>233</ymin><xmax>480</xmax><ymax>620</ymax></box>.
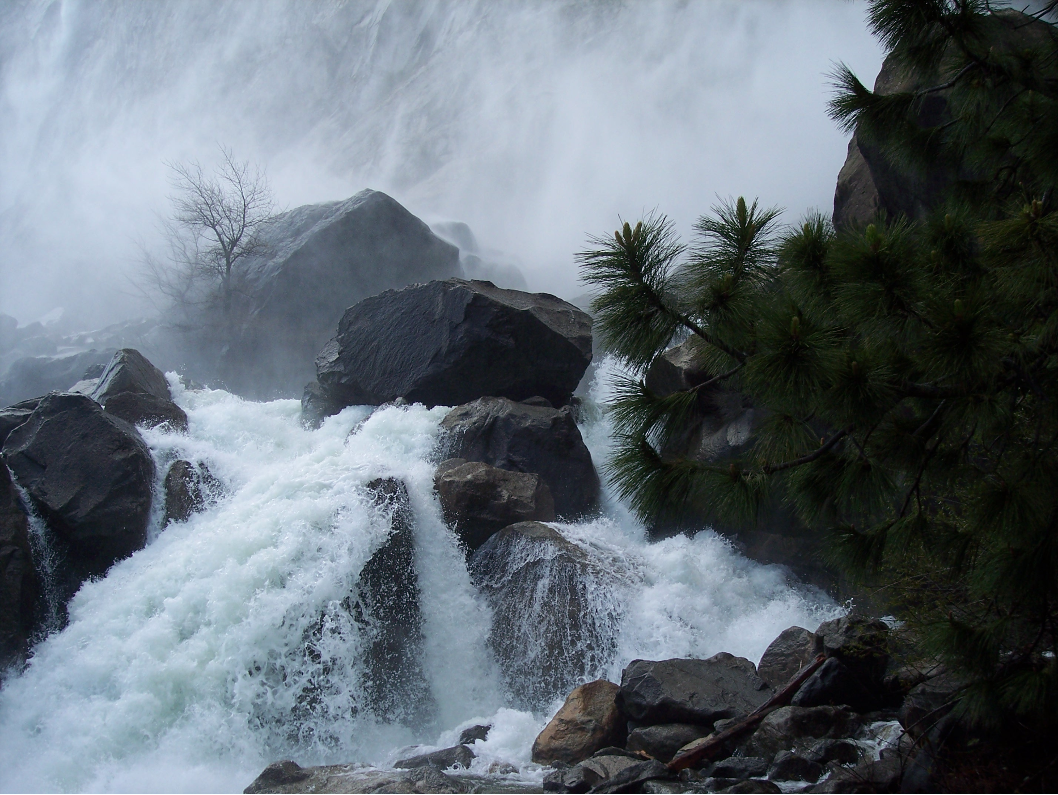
<box><xmin>0</xmin><ymin>362</ymin><xmax>840</xmax><ymax>793</ymax></box>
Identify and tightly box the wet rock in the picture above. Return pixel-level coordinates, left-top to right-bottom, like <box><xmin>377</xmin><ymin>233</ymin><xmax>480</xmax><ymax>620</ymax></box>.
<box><xmin>803</xmin><ymin>738</ymin><xmax>861</xmax><ymax>767</ymax></box>
<box><xmin>394</xmin><ymin>744</ymin><xmax>475</xmax><ymax>771</ymax></box>
<box><xmin>815</xmin><ymin>616</ymin><xmax>890</xmax><ymax>688</ymax></box>
<box><xmin>626</xmin><ymin>723</ymin><xmax>713</xmax><ymax>764</ymax></box>
<box><xmin>300</xmin><ymin>382</ymin><xmax>342</xmax><ymax>429</ymax></box>
<box><xmin>746</xmin><ymin>705</ymin><xmax>864</xmax><ymax>762</ymax></box>
<box><xmin>458</xmin><ymin>724</ymin><xmax>491</xmax><ymax>745</ymax></box>
<box><xmin>757</xmin><ymin>626</ymin><xmax>820</xmax><ymax>690</ymax></box>
<box><xmin>718</xmin><ymin>781</ymin><xmax>781</xmax><ymax>794</ymax></box>
<box><xmin>468</xmin><ymin>522</ymin><xmax>621</xmax><ymax>709</ymax></box>
<box><xmin>0</xmin><ymin>461</ymin><xmax>37</xmax><ymax>667</ymax></box>
<box><xmin>809</xmin><ymin>747</ymin><xmax>905</xmax><ymax>793</ymax></box>
<box><xmin>532</xmin><ymin>680</ymin><xmax>624</xmax><ymax>766</ymax></box>
<box><xmin>441</xmin><ymin>397</ymin><xmax>599</xmax><ymax>518</ymax></box>
<box><xmin>163</xmin><ymin>460</ymin><xmax>222</xmax><ymax>525</ymax></box>
<box><xmin>223</xmin><ymin>190</ymin><xmax>463</xmax><ymax>398</ymax></box>
<box><xmin>766</xmin><ymin>750</ymin><xmax>823</xmax><ymax>783</ymax></box>
<box><xmin>244</xmin><ymin>761</ymin><xmax>468</xmax><ymax>794</ymax></box>
<box><xmin>898</xmin><ymin>671</ymin><xmax>965</xmax><ymax>739</ymax></box>
<box><xmin>352</xmin><ymin>478</ymin><xmax>434</xmax><ymax>724</ymax></box>
<box><xmin>101</xmin><ymin>391</ymin><xmax>188</xmax><ymax>431</ymax></box>
<box><xmin>710</xmin><ymin>757</ymin><xmax>769</xmax><ymax>780</ymax></box>
<box><xmin>316</xmin><ymin>278</ymin><xmax>592</xmax><ymax>410</ymax></box>
<box><xmin>89</xmin><ymin>349</ymin><xmax>187</xmax><ymax>431</ymax></box>
<box><xmin>791</xmin><ymin>657</ymin><xmax>881</xmax><ymax>713</ymax></box>
<box><xmin>0</xmin><ymin>348</ymin><xmax>116</xmax><ymax>407</ymax></box>
<box><xmin>590</xmin><ymin>759</ymin><xmax>676</xmax><ymax>794</ymax></box>
<box><xmin>0</xmin><ymin>398</ymin><xmax>40</xmax><ymax>447</ymax></box>
<box><xmin>435</xmin><ymin>458</ymin><xmax>555</xmax><ymax>553</ymax></box>
<box><xmin>617</xmin><ymin>654</ymin><xmax>772</xmax><ymax>727</ymax></box>
<box><xmin>2</xmin><ymin>393</ymin><xmax>154</xmax><ymax>593</ymax></box>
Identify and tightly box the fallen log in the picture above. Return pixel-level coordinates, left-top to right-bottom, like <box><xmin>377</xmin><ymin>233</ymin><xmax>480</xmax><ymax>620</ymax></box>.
<box><xmin>667</xmin><ymin>653</ymin><xmax>826</xmax><ymax>772</ymax></box>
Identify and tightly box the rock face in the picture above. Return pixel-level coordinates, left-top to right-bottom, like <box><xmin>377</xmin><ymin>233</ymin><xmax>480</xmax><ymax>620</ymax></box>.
<box><xmin>441</xmin><ymin>397</ymin><xmax>599</xmax><ymax>518</ymax></box>
<box><xmin>531</xmin><ymin>679</ymin><xmax>624</xmax><ymax>766</ymax></box>
<box><xmin>315</xmin><ymin>279</ymin><xmax>592</xmax><ymax>410</ymax></box>
<box><xmin>219</xmin><ymin>190</ymin><xmax>462</xmax><ymax>398</ymax></box>
<box><xmin>617</xmin><ymin>654</ymin><xmax>772</xmax><ymax>727</ymax></box>
<box><xmin>352</xmin><ymin>478</ymin><xmax>434</xmax><ymax>724</ymax></box>
<box><xmin>468</xmin><ymin>522</ymin><xmax>621</xmax><ymax>709</ymax></box>
<box><xmin>162</xmin><ymin>460</ymin><xmax>221</xmax><ymax>526</ymax></box>
<box><xmin>0</xmin><ymin>349</ymin><xmax>116</xmax><ymax>407</ymax></box>
<box><xmin>2</xmin><ymin>393</ymin><xmax>155</xmax><ymax>590</ymax></box>
<box><xmin>91</xmin><ymin>348</ymin><xmax>188</xmax><ymax>431</ymax></box>
<box><xmin>434</xmin><ymin>458</ymin><xmax>555</xmax><ymax>553</ymax></box>
<box><xmin>0</xmin><ymin>462</ymin><xmax>37</xmax><ymax>667</ymax></box>
<box><xmin>757</xmin><ymin>626</ymin><xmax>820</xmax><ymax>690</ymax></box>
<box><xmin>0</xmin><ymin>399</ymin><xmax>40</xmax><ymax>447</ymax></box>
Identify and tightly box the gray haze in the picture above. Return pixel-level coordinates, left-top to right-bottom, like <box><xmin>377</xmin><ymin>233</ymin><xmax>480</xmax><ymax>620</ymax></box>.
<box><xmin>0</xmin><ymin>0</ymin><xmax>884</xmax><ymax>330</ymax></box>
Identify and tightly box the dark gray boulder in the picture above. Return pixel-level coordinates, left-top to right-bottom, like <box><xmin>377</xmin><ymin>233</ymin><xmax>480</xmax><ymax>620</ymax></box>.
<box><xmin>441</xmin><ymin>397</ymin><xmax>599</xmax><ymax>518</ymax></box>
<box><xmin>2</xmin><ymin>393</ymin><xmax>155</xmax><ymax>587</ymax></box>
<box><xmin>352</xmin><ymin>478</ymin><xmax>434</xmax><ymax>725</ymax></box>
<box><xmin>244</xmin><ymin>761</ymin><xmax>467</xmax><ymax>794</ymax></box>
<box><xmin>814</xmin><ymin>616</ymin><xmax>891</xmax><ymax>688</ymax></box>
<box><xmin>766</xmin><ymin>750</ymin><xmax>824</xmax><ymax>783</ymax></box>
<box><xmin>746</xmin><ymin>705</ymin><xmax>863</xmax><ymax>762</ymax></box>
<box><xmin>710</xmin><ymin>756</ymin><xmax>769</xmax><ymax>780</ymax></box>
<box><xmin>434</xmin><ymin>458</ymin><xmax>555</xmax><ymax>552</ymax></box>
<box><xmin>0</xmin><ymin>398</ymin><xmax>40</xmax><ymax>447</ymax></box>
<box><xmin>457</xmin><ymin>724</ymin><xmax>491</xmax><ymax>745</ymax></box>
<box><xmin>394</xmin><ymin>744</ymin><xmax>475</xmax><ymax>771</ymax></box>
<box><xmin>803</xmin><ymin>738</ymin><xmax>861</xmax><ymax>767</ymax></box>
<box><xmin>90</xmin><ymin>349</ymin><xmax>188</xmax><ymax>432</ymax></box>
<box><xmin>617</xmin><ymin>654</ymin><xmax>772</xmax><ymax>727</ymax></box>
<box><xmin>757</xmin><ymin>626</ymin><xmax>820</xmax><ymax>690</ymax></box>
<box><xmin>589</xmin><ymin>759</ymin><xmax>676</xmax><ymax>794</ymax></box>
<box><xmin>626</xmin><ymin>723</ymin><xmax>713</xmax><ymax>764</ymax></box>
<box><xmin>468</xmin><ymin>522</ymin><xmax>622</xmax><ymax>710</ymax></box>
<box><xmin>300</xmin><ymin>382</ymin><xmax>342</xmax><ymax>429</ymax></box>
<box><xmin>315</xmin><ymin>279</ymin><xmax>592</xmax><ymax>410</ymax></box>
<box><xmin>0</xmin><ymin>349</ymin><xmax>116</xmax><ymax>407</ymax></box>
<box><xmin>163</xmin><ymin>460</ymin><xmax>222</xmax><ymax>526</ymax></box>
<box><xmin>219</xmin><ymin>190</ymin><xmax>463</xmax><ymax>398</ymax></box>
<box><xmin>791</xmin><ymin>656</ymin><xmax>880</xmax><ymax>713</ymax></box>
<box><xmin>0</xmin><ymin>461</ymin><xmax>37</xmax><ymax>668</ymax></box>
<box><xmin>898</xmin><ymin>671</ymin><xmax>965</xmax><ymax>739</ymax></box>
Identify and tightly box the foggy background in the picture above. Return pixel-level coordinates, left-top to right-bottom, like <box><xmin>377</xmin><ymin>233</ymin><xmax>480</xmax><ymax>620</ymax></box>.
<box><xmin>0</xmin><ymin>0</ymin><xmax>884</xmax><ymax>331</ymax></box>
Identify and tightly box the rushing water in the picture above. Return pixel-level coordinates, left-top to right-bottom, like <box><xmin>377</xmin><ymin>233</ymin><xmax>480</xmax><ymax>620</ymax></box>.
<box><xmin>0</xmin><ymin>360</ymin><xmax>840</xmax><ymax>793</ymax></box>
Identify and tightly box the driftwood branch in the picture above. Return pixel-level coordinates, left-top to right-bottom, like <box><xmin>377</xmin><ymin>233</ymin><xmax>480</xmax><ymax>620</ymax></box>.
<box><xmin>667</xmin><ymin>654</ymin><xmax>826</xmax><ymax>772</ymax></box>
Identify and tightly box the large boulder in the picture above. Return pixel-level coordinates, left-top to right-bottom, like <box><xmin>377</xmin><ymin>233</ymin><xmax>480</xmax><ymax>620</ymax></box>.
<box><xmin>814</xmin><ymin>616</ymin><xmax>891</xmax><ymax>688</ymax></box>
<box><xmin>625</xmin><ymin>723</ymin><xmax>713</xmax><ymax>764</ymax></box>
<box><xmin>0</xmin><ymin>349</ymin><xmax>116</xmax><ymax>407</ymax></box>
<box><xmin>162</xmin><ymin>460</ymin><xmax>222</xmax><ymax>526</ymax></box>
<box><xmin>1</xmin><ymin>393</ymin><xmax>155</xmax><ymax>591</ymax></box>
<box><xmin>315</xmin><ymin>279</ymin><xmax>592</xmax><ymax>410</ymax></box>
<box><xmin>531</xmin><ymin>679</ymin><xmax>624</xmax><ymax>766</ymax></box>
<box><xmin>617</xmin><ymin>654</ymin><xmax>772</xmax><ymax>727</ymax></box>
<box><xmin>0</xmin><ymin>398</ymin><xmax>40</xmax><ymax>447</ymax></box>
<box><xmin>791</xmin><ymin>657</ymin><xmax>881</xmax><ymax>713</ymax></box>
<box><xmin>440</xmin><ymin>397</ymin><xmax>599</xmax><ymax>518</ymax></box>
<box><xmin>352</xmin><ymin>478</ymin><xmax>434</xmax><ymax>725</ymax></box>
<box><xmin>468</xmin><ymin>522</ymin><xmax>622</xmax><ymax>710</ymax></box>
<box><xmin>90</xmin><ymin>349</ymin><xmax>187</xmax><ymax>432</ymax></box>
<box><xmin>218</xmin><ymin>190</ymin><xmax>463</xmax><ymax>398</ymax></box>
<box><xmin>434</xmin><ymin>458</ymin><xmax>555</xmax><ymax>553</ymax></box>
<box><xmin>0</xmin><ymin>462</ymin><xmax>37</xmax><ymax>667</ymax></box>
<box><xmin>745</xmin><ymin>705</ymin><xmax>863</xmax><ymax>762</ymax></box>
<box><xmin>757</xmin><ymin>626</ymin><xmax>820</xmax><ymax>690</ymax></box>
<box><xmin>244</xmin><ymin>761</ymin><xmax>465</xmax><ymax>794</ymax></box>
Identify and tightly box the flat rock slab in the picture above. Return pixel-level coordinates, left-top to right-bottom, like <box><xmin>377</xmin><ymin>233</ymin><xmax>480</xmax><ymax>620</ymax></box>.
<box><xmin>244</xmin><ymin>761</ymin><xmax>470</xmax><ymax>794</ymax></box>
<box><xmin>316</xmin><ymin>279</ymin><xmax>592</xmax><ymax>409</ymax></box>
<box><xmin>441</xmin><ymin>397</ymin><xmax>599</xmax><ymax>518</ymax></box>
<box><xmin>618</xmin><ymin>654</ymin><xmax>772</xmax><ymax>726</ymax></box>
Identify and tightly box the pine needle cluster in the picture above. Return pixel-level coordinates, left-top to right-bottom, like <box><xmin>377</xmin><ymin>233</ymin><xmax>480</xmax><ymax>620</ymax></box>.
<box><xmin>579</xmin><ymin>0</ymin><xmax>1058</xmax><ymax>728</ymax></box>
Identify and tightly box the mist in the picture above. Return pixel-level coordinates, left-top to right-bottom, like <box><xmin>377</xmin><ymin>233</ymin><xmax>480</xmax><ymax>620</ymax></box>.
<box><xmin>0</xmin><ymin>0</ymin><xmax>884</xmax><ymax>331</ymax></box>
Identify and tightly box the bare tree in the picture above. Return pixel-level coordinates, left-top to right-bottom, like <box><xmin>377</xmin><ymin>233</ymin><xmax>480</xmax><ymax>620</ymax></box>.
<box><xmin>142</xmin><ymin>147</ymin><xmax>275</xmax><ymax>330</ymax></box>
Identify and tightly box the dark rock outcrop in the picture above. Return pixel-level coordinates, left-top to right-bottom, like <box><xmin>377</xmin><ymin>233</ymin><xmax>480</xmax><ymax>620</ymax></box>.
<box><xmin>315</xmin><ymin>279</ymin><xmax>592</xmax><ymax>410</ymax></box>
<box><xmin>0</xmin><ymin>462</ymin><xmax>37</xmax><ymax>667</ymax></box>
<box><xmin>468</xmin><ymin>522</ymin><xmax>621</xmax><ymax>709</ymax></box>
<box><xmin>767</xmin><ymin>750</ymin><xmax>824</xmax><ymax>783</ymax></box>
<box><xmin>757</xmin><ymin>626</ymin><xmax>820</xmax><ymax>690</ymax></box>
<box><xmin>457</xmin><ymin>724</ymin><xmax>491</xmax><ymax>745</ymax></box>
<box><xmin>746</xmin><ymin>705</ymin><xmax>863</xmax><ymax>762</ymax></box>
<box><xmin>394</xmin><ymin>744</ymin><xmax>475</xmax><ymax>771</ymax></box>
<box><xmin>898</xmin><ymin>671</ymin><xmax>965</xmax><ymax>740</ymax></box>
<box><xmin>0</xmin><ymin>398</ymin><xmax>40</xmax><ymax>447</ymax></box>
<box><xmin>91</xmin><ymin>348</ymin><xmax>188</xmax><ymax>432</ymax></box>
<box><xmin>244</xmin><ymin>761</ymin><xmax>467</xmax><ymax>794</ymax></box>
<box><xmin>434</xmin><ymin>458</ymin><xmax>555</xmax><ymax>553</ymax></box>
<box><xmin>814</xmin><ymin>616</ymin><xmax>890</xmax><ymax>689</ymax></box>
<box><xmin>626</xmin><ymin>723</ymin><xmax>712</xmax><ymax>764</ymax></box>
<box><xmin>219</xmin><ymin>190</ymin><xmax>462</xmax><ymax>398</ymax></box>
<box><xmin>300</xmin><ymin>382</ymin><xmax>342</xmax><ymax>429</ymax></box>
<box><xmin>617</xmin><ymin>654</ymin><xmax>772</xmax><ymax>727</ymax></box>
<box><xmin>710</xmin><ymin>756</ymin><xmax>769</xmax><ymax>780</ymax></box>
<box><xmin>353</xmin><ymin>478</ymin><xmax>434</xmax><ymax>724</ymax></box>
<box><xmin>531</xmin><ymin>679</ymin><xmax>624</xmax><ymax>766</ymax></box>
<box><xmin>2</xmin><ymin>393</ymin><xmax>155</xmax><ymax>590</ymax></box>
<box><xmin>163</xmin><ymin>460</ymin><xmax>222</xmax><ymax>526</ymax></box>
<box><xmin>0</xmin><ymin>349</ymin><xmax>116</xmax><ymax>407</ymax></box>
<box><xmin>441</xmin><ymin>397</ymin><xmax>599</xmax><ymax>518</ymax></box>
<box><xmin>791</xmin><ymin>656</ymin><xmax>881</xmax><ymax>713</ymax></box>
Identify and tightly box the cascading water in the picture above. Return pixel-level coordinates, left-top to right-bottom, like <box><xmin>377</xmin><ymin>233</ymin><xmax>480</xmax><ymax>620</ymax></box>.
<box><xmin>0</xmin><ymin>359</ymin><xmax>841</xmax><ymax>793</ymax></box>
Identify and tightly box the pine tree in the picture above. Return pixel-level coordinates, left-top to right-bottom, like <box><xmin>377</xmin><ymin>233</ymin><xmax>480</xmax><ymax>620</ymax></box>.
<box><xmin>580</xmin><ymin>0</ymin><xmax>1058</xmax><ymax>727</ymax></box>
